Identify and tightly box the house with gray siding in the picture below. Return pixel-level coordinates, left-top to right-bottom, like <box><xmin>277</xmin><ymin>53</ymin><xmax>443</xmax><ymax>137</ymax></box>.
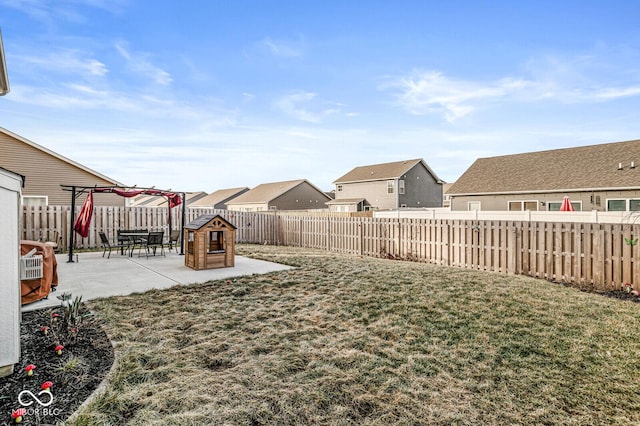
<box><xmin>226</xmin><ymin>179</ymin><xmax>331</xmax><ymax>211</ymax></box>
<box><xmin>447</xmin><ymin>139</ymin><xmax>640</xmax><ymax>212</ymax></box>
<box><xmin>329</xmin><ymin>159</ymin><xmax>444</xmax><ymax>212</ymax></box>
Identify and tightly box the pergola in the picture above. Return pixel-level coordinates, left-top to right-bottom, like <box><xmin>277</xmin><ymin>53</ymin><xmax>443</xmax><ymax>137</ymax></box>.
<box><xmin>61</xmin><ymin>185</ymin><xmax>186</xmax><ymax>263</ymax></box>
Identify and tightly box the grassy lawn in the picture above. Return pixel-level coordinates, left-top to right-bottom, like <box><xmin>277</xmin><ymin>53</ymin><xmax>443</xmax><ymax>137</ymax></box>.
<box><xmin>71</xmin><ymin>244</ymin><xmax>640</xmax><ymax>425</ymax></box>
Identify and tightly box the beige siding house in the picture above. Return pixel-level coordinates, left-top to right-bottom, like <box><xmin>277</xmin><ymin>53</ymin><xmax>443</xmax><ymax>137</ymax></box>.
<box><xmin>131</xmin><ymin>191</ymin><xmax>207</xmax><ymax>207</ymax></box>
<box><xmin>447</xmin><ymin>139</ymin><xmax>640</xmax><ymax>212</ymax></box>
<box><xmin>329</xmin><ymin>159</ymin><xmax>443</xmax><ymax>212</ymax></box>
<box><xmin>189</xmin><ymin>187</ymin><xmax>250</xmax><ymax>209</ymax></box>
<box><xmin>0</xmin><ymin>128</ymin><xmax>124</xmax><ymax>206</ymax></box>
<box><xmin>226</xmin><ymin>179</ymin><xmax>331</xmax><ymax>212</ymax></box>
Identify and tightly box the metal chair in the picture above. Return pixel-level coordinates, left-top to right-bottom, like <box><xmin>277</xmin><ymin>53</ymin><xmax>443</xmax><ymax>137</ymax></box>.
<box><xmin>168</xmin><ymin>229</ymin><xmax>181</xmax><ymax>252</ymax></box>
<box><xmin>99</xmin><ymin>231</ymin><xmax>130</xmax><ymax>258</ymax></box>
<box><xmin>138</xmin><ymin>231</ymin><xmax>165</xmax><ymax>257</ymax></box>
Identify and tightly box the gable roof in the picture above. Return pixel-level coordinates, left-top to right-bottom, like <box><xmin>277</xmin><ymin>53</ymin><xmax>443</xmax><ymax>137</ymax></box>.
<box><xmin>227</xmin><ymin>179</ymin><xmax>329</xmax><ymax>205</ymax></box>
<box><xmin>334</xmin><ymin>158</ymin><xmax>442</xmax><ymax>184</ymax></box>
<box><xmin>189</xmin><ymin>187</ymin><xmax>249</xmax><ymax>207</ymax></box>
<box><xmin>0</xmin><ymin>127</ymin><xmax>123</xmax><ymax>186</ymax></box>
<box><xmin>185</xmin><ymin>214</ymin><xmax>237</xmax><ymax>230</ymax></box>
<box><xmin>447</xmin><ymin>139</ymin><xmax>640</xmax><ymax>195</ymax></box>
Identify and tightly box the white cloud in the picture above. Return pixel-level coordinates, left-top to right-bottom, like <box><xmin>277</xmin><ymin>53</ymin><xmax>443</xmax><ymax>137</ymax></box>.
<box><xmin>384</xmin><ymin>71</ymin><xmax>532</xmax><ymax>122</ymax></box>
<box><xmin>115</xmin><ymin>42</ymin><xmax>172</xmax><ymax>86</ymax></box>
<box><xmin>385</xmin><ymin>63</ymin><xmax>640</xmax><ymax>122</ymax></box>
<box><xmin>258</xmin><ymin>37</ymin><xmax>305</xmax><ymax>58</ymax></box>
<box><xmin>16</xmin><ymin>50</ymin><xmax>108</xmax><ymax>77</ymax></box>
<box><xmin>273</xmin><ymin>91</ymin><xmax>340</xmax><ymax>123</ymax></box>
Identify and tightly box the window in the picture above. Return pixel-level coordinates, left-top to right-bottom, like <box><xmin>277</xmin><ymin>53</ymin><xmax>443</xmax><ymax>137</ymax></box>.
<box><xmin>337</xmin><ymin>184</ymin><xmax>343</xmax><ymax>192</ymax></box>
<box><xmin>208</xmin><ymin>231</ymin><xmax>225</xmax><ymax>253</ymax></box>
<box><xmin>387</xmin><ymin>180</ymin><xmax>394</xmax><ymax>194</ymax></box>
<box><xmin>548</xmin><ymin>201</ymin><xmax>582</xmax><ymax>211</ymax></box>
<box><xmin>508</xmin><ymin>200</ymin><xmax>539</xmax><ymax>211</ymax></box>
<box><xmin>508</xmin><ymin>201</ymin><xmax>522</xmax><ymax>211</ymax></box>
<box><xmin>607</xmin><ymin>199</ymin><xmax>640</xmax><ymax>211</ymax></box>
<box><xmin>468</xmin><ymin>201</ymin><xmax>481</xmax><ymax>211</ymax></box>
<box><xmin>398</xmin><ymin>180</ymin><xmax>405</xmax><ymax>195</ymax></box>
<box><xmin>187</xmin><ymin>231</ymin><xmax>195</xmax><ymax>254</ymax></box>
<box><xmin>22</xmin><ymin>196</ymin><xmax>47</xmax><ymax>207</ymax></box>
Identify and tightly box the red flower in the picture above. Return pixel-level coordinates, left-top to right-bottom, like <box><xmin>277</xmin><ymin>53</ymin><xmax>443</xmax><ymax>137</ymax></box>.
<box><xmin>41</xmin><ymin>381</ymin><xmax>53</xmax><ymax>391</ymax></box>
<box><xmin>55</xmin><ymin>345</ymin><xmax>64</xmax><ymax>355</ymax></box>
<box><xmin>24</xmin><ymin>364</ymin><xmax>36</xmax><ymax>376</ymax></box>
<box><xmin>41</xmin><ymin>326</ymin><xmax>49</xmax><ymax>335</ymax></box>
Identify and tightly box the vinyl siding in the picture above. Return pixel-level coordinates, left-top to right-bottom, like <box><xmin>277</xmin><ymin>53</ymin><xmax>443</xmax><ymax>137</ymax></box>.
<box><xmin>335</xmin><ymin>162</ymin><xmax>443</xmax><ymax>209</ymax></box>
<box><xmin>450</xmin><ymin>190</ymin><xmax>640</xmax><ymax>211</ymax></box>
<box><xmin>270</xmin><ymin>181</ymin><xmax>331</xmax><ymax>210</ymax></box>
<box><xmin>398</xmin><ymin>163</ymin><xmax>443</xmax><ymax>208</ymax></box>
<box><xmin>0</xmin><ymin>132</ymin><xmax>123</xmax><ymax>206</ymax></box>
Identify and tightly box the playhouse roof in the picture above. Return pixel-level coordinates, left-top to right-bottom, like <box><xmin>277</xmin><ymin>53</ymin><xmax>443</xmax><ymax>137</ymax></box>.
<box><xmin>184</xmin><ymin>214</ymin><xmax>237</xmax><ymax>230</ymax></box>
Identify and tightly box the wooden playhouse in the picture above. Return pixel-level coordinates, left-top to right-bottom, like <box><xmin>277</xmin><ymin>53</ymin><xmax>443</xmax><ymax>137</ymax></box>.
<box><xmin>184</xmin><ymin>214</ymin><xmax>236</xmax><ymax>270</ymax></box>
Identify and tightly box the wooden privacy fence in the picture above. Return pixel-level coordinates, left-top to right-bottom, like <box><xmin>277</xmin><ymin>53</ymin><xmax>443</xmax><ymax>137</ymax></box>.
<box><xmin>276</xmin><ymin>216</ymin><xmax>640</xmax><ymax>291</ymax></box>
<box><xmin>21</xmin><ymin>206</ymin><xmax>640</xmax><ymax>291</ymax></box>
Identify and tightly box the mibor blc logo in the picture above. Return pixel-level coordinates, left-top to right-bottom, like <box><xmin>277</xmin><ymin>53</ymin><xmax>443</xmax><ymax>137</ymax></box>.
<box><xmin>18</xmin><ymin>389</ymin><xmax>54</xmax><ymax>407</ymax></box>
<box><xmin>16</xmin><ymin>389</ymin><xmax>61</xmax><ymax>418</ymax></box>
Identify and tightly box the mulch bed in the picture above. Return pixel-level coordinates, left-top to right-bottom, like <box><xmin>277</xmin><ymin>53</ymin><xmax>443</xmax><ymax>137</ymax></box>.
<box><xmin>0</xmin><ymin>305</ymin><xmax>114</xmax><ymax>426</ymax></box>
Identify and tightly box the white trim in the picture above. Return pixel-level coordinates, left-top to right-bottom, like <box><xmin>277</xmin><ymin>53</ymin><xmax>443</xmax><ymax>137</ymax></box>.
<box><xmin>508</xmin><ymin>199</ymin><xmax>539</xmax><ymax>211</ymax></box>
<box><xmin>606</xmin><ymin>198</ymin><xmax>640</xmax><ymax>212</ymax></box>
<box><xmin>468</xmin><ymin>201</ymin><xmax>481</xmax><ymax>211</ymax></box>
<box><xmin>0</xmin><ymin>29</ymin><xmax>9</xmax><ymax>96</ymax></box>
<box><xmin>21</xmin><ymin>195</ymin><xmax>48</xmax><ymax>206</ymax></box>
<box><xmin>450</xmin><ymin>186</ymin><xmax>640</xmax><ymax>197</ymax></box>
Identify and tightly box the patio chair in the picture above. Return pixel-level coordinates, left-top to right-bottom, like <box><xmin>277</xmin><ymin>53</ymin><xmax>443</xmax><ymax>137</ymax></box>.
<box><xmin>99</xmin><ymin>231</ymin><xmax>130</xmax><ymax>258</ymax></box>
<box><xmin>138</xmin><ymin>231</ymin><xmax>165</xmax><ymax>258</ymax></box>
<box><xmin>168</xmin><ymin>229</ymin><xmax>181</xmax><ymax>252</ymax></box>
<box><xmin>40</xmin><ymin>230</ymin><xmax>62</xmax><ymax>253</ymax></box>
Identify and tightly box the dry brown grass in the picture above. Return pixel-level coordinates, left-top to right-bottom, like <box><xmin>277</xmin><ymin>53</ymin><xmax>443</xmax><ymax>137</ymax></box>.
<box><xmin>70</xmin><ymin>244</ymin><xmax>640</xmax><ymax>425</ymax></box>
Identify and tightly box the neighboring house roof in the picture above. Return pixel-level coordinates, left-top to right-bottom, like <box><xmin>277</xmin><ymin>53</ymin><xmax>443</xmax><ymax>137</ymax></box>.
<box><xmin>334</xmin><ymin>158</ymin><xmax>442</xmax><ymax>184</ymax></box>
<box><xmin>189</xmin><ymin>187</ymin><xmax>250</xmax><ymax>208</ymax></box>
<box><xmin>0</xmin><ymin>127</ymin><xmax>124</xmax><ymax>186</ymax></box>
<box><xmin>228</xmin><ymin>179</ymin><xmax>329</xmax><ymax>205</ymax></box>
<box><xmin>130</xmin><ymin>191</ymin><xmax>207</xmax><ymax>207</ymax></box>
<box><xmin>145</xmin><ymin>191</ymin><xmax>207</xmax><ymax>207</ymax></box>
<box><xmin>448</xmin><ymin>139</ymin><xmax>640</xmax><ymax>195</ymax></box>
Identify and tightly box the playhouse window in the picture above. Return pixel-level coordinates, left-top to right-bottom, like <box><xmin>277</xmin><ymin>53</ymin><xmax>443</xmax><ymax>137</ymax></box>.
<box><xmin>208</xmin><ymin>231</ymin><xmax>225</xmax><ymax>253</ymax></box>
<box><xmin>187</xmin><ymin>230</ymin><xmax>195</xmax><ymax>254</ymax></box>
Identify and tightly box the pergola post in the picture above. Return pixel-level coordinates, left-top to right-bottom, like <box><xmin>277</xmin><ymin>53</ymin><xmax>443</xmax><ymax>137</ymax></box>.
<box><xmin>67</xmin><ymin>186</ymin><xmax>76</xmax><ymax>263</ymax></box>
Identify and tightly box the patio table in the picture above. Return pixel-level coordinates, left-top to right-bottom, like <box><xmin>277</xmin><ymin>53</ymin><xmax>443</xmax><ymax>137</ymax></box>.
<box><xmin>119</xmin><ymin>232</ymin><xmax>149</xmax><ymax>256</ymax></box>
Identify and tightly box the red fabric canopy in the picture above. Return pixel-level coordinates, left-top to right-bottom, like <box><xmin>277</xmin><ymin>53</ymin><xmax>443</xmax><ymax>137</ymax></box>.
<box><xmin>93</xmin><ymin>187</ymin><xmax>182</xmax><ymax>208</ymax></box>
<box><xmin>73</xmin><ymin>191</ymin><xmax>94</xmax><ymax>238</ymax></box>
<box><xmin>74</xmin><ymin>187</ymin><xmax>182</xmax><ymax>237</ymax></box>
<box><xmin>559</xmin><ymin>196</ymin><xmax>574</xmax><ymax>212</ymax></box>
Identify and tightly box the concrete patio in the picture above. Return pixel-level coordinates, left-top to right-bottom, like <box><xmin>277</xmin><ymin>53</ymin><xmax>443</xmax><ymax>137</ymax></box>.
<box><xmin>22</xmin><ymin>249</ymin><xmax>292</xmax><ymax>312</ymax></box>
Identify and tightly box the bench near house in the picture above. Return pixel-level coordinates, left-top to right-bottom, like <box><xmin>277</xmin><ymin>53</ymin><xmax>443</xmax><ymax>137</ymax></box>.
<box><xmin>446</xmin><ymin>139</ymin><xmax>640</xmax><ymax>212</ymax></box>
<box><xmin>328</xmin><ymin>158</ymin><xmax>444</xmax><ymax>212</ymax></box>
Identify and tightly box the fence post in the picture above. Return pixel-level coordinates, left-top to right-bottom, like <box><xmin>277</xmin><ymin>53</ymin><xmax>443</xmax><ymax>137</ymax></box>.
<box><xmin>592</xmin><ymin>227</ymin><xmax>605</xmax><ymax>290</ymax></box>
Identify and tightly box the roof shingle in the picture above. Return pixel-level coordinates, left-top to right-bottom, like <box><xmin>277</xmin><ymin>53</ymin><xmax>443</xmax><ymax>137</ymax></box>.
<box><xmin>447</xmin><ymin>139</ymin><xmax>640</xmax><ymax>195</ymax></box>
<box><xmin>334</xmin><ymin>159</ymin><xmax>433</xmax><ymax>184</ymax></box>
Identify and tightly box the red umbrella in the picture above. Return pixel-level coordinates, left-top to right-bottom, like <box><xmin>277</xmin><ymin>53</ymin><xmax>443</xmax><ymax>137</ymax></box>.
<box><xmin>73</xmin><ymin>191</ymin><xmax>94</xmax><ymax>238</ymax></box>
<box><xmin>559</xmin><ymin>195</ymin><xmax>574</xmax><ymax>212</ymax></box>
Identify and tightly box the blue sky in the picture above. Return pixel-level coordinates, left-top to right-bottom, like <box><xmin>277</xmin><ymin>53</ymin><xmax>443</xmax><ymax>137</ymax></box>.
<box><xmin>2</xmin><ymin>1</ymin><xmax>640</xmax><ymax>192</ymax></box>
